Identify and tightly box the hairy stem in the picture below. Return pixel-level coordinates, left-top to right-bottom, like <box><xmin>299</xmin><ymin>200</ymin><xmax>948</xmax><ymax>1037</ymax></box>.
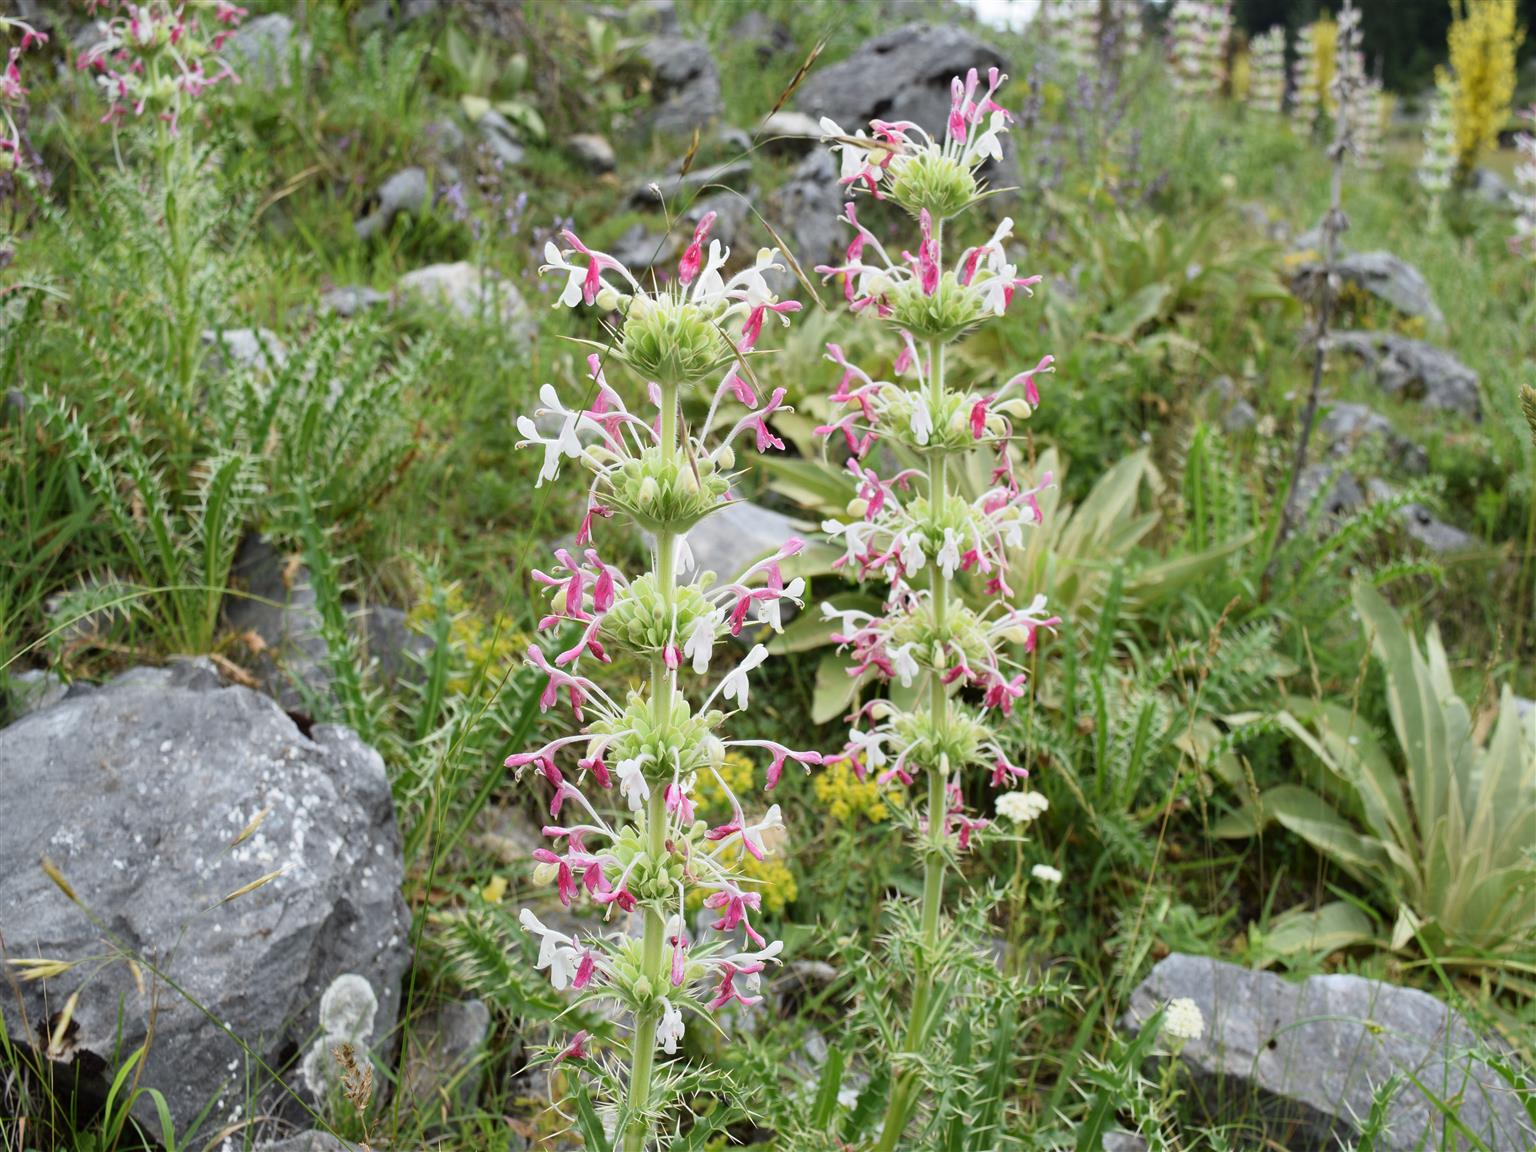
<box><xmin>625</xmin><ymin>383</ymin><xmax>681</xmax><ymax>1152</ymax></box>
<box><xmin>875</xmin><ymin>337</ymin><xmax>951</xmax><ymax>1152</ymax></box>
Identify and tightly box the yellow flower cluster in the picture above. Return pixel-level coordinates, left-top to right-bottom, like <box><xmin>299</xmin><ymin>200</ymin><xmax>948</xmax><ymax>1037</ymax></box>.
<box><xmin>406</xmin><ymin>584</ymin><xmax>530</xmax><ymax>695</ymax></box>
<box><xmin>1448</xmin><ymin>0</ymin><xmax>1525</xmax><ymax>179</ymax></box>
<box><xmin>812</xmin><ymin>759</ymin><xmax>906</xmax><ymax>824</ymax></box>
<box><xmin>685</xmin><ymin>752</ymin><xmax>797</xmax><ymax>916</ymax></box>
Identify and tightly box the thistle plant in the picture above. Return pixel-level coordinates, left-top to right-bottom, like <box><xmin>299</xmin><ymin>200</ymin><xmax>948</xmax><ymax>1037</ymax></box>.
<box><xmin>510</xmin><ymin>218</ymin><xmax>818</xmax><ymax>1150</ymax></box>
<box><xmin>1292</xmin><ymin>16</ymin><xmax>1337</xmax><ymax>134</ymax></box>
<box><xmin>1512</xmin><ymin>104</ymin><xmax>1536</xmax><ymax>261</ymax></box>
<box><xmin>76</xmin><ymin>0</ymin><xmax>248</xmax><ymax>418</ymax></box>
<box><xmin>1247</xmin><ymin>28</ymin><xmax>1287</xmax><ymax>117</ymax></box>
<box><xmin>816</xmin><ymin>69</ymin><xmax>1058</xmax><ymax>1150</ymax></box>
<box><xmin>1039</xmin><ymin>0</ymin><xmax>1097</xmax><ymax>75</ymax></box>
<box><xmin>1169</xmin><ymin>1</ymin><xmax>1231</xmax><ymax>103</ymax></box>
<box><xmin>1418</xmin><ymin>69</ymin><xmax>1458</xmax><ymax>220</ymax></box>
<box><xmin>1271</xmin><ymin>0</ymin><xmax>1366</xmax><ymax>571</ymax></box>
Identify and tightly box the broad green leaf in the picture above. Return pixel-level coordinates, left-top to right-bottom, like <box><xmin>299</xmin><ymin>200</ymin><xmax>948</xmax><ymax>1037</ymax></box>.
<box><xmin>812</xmin><ymin>651</ymin><xmax>863</xmax><ymax>725</ymax></box>
<box><xmin>1258</xmin><ymin>785</ymin><xmax>1393</xmax><ymax>881</ymax></box>
<box><xmin>1263</xmin><ymin>900</ymin><xmax>1377</xmax><ymax>959</ymax></box>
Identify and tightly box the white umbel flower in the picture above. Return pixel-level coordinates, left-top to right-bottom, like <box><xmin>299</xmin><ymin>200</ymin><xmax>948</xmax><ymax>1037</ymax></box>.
<box><xmin>1163</xmin><ymin>996</ymin><xmax>1205</xmax><ymax>1042</ymax></box>
<box><xmin>996</xmin><ymin>790</ymin><xmax>1049</xmax><ymax>824</ymax></box>
<box><xmin>1030</xmin><ymin>863</ymin><xmax>1063</xmax><ymax>885</ymax></box>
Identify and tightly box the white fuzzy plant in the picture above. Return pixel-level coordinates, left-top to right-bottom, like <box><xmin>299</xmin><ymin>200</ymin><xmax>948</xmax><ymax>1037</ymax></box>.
<box><xmin>1247</xmin><ymin>27</ymin><xmax>1287</xmax><ymax>116</ymax></box>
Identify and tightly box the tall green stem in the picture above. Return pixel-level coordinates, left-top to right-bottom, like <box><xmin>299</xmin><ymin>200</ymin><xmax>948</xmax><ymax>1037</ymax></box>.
<box><xmin>875</xmin><ymin>336</ymin><xmax>952</xmax><ymax>1152</ymax></box>
<box><xmin>624</xmin><ymin>382</ymin><xmax>681</xmax><ymax>1152</ymax></box>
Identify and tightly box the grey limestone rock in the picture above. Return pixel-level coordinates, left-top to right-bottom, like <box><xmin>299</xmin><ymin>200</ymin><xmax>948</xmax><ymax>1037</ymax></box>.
<box><xmin>0</xmin><ymin>661</ymin><xmax>411</xmax><ymax>1139</ymax></box>
<box><xmin>1122</xmin><ymin>953</ymin><xmax>1535</xmax><ymax>1152</ymax></box>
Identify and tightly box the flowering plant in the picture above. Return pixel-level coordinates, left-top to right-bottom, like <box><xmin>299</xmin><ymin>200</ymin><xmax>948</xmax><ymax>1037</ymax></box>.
<box><xmin>814</xmin><ymin>67</ymin><xmax>1056</xmax><ymax>1151</ymax></box>
<box><xmin>511</xmin><ymin>214</ymin><xmax>817</xmax><ymax>1150</ymax></box>
<box><xmin>1512</xmin><ymin>104</ymin><xmax>1536</xmax><ymax>261</ymax></box>
<box><xmin>77</xmin><ymin>0</ymin><xmax>247</xmax><ymax>135</ymax></box>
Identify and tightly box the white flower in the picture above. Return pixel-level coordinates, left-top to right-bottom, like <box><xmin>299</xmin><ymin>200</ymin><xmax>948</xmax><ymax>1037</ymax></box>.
<box><xmin>1030</xmin><ymin>864</ymin><xmax>1062</xmax><ymax>885</ymax></box>
<box><xmin>889</xmin><ymin>642</ymin><xmax>920</xmax><ymax>688</ymax></box>
<box><xmin>684</xmin><ymin>611</ymin><xmax>719</xmax><ymax>675</ymax></box>
<box><xmin>996</xmin><ymin>791</ymin><xmax>1049</xmax><ymax>824</ymax></box>
<box><xmin>910</xmin><ymin>397</ymin><xmax>933</xmax><ymax>445</ymax></box>
<box><xmin>936</xmin><ymin>528</ymin><xmax>962</xmax><ymax>578</ymax></box>
<box><xmin>1163</xmin><ymin>997</ymin><xmax>1204</xmax><ymax>1043</ymax></box>
<box><xmin>719</xmin><ymin>644</ymin><xmax>769</xmax><ymax>710</ymax></box>
<box><xmin>657</xmin><ymin>1000</ymin><xmax>686</xmax><ymax>1054</ymax></box>
<box><xmin>617</xmin><ymin>756</ymin><xmax>650</xmax><ymax>813</ymax></box>
<box><xmin>521</xmin><ymin>909</ymin><xmax>582</xmax><ymax>990</ymax></box>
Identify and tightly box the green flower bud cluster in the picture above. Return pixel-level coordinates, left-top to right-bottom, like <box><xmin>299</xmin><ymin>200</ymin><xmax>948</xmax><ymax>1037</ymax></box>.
<box><xmin>881</xmin><ymin>387</ymin><xmax>979</xmax><ymax>453</ymax></box>
<box><xmin>889</xmin><ymin>152</ymin><xmax>980</xmax><ymax>222</ymax></box>
<box><xmin>887</xmin><ymin>599</ymin><xmax>995</xmax><ymax>674</ymax></box>
<box><xmin>905</xmin><ymin>494</ymin><xmax>988</xmax><ymax>559</ymax></box>
<box><xmin>602</xmin><ymin>934</ymin><xmax>711</xmax><ymax>1007</ymax></box>
<box><xmin>608</xmin><ymin>824</ymin><xmax>696</xmax><ymax>903</ymax></box>
<box><xmin>602</xmin><ymin>576</ymin><xmax>718</xmax><ymax>657</ymax></box>
<box><xmin>591</xmin><ymin>692</ymin><xmax>727</xmax><ymax>786</ymax></box>
<box><xmin>886</xmin><ymin>273</ymin><xmax>994</xmax><ymax>343</ymax></box>
<box><xmin>892</xmin><ymin>700</ymin><xmax>990</xmax><ymax>776</ymax></box>
<box><xmin>595</xmin><ymin>443</ymin><xmax>733</xmax><ymax>533</ymax></box>
<box><xmin>618</xmin><ymin>294</ymin><xmax>738</xmax><ymax>386</ymax></box>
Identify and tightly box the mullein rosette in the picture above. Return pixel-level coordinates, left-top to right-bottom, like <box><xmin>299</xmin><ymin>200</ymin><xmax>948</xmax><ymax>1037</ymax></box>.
<box><xmin>814</xmin><ymin>70</ymin><xmax>1058</xmax><ymax>1148</ymax></box>
<box><xmin>510</xmin><ymin>214</ymin><xmax>818</xmax><ymax>1149</ymax></box>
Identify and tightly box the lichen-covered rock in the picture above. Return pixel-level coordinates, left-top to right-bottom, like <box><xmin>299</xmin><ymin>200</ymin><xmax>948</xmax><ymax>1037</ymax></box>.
<box><xmin>1318</xmin><ymin>401</ymin><xmax>1428</xmax><ymax>473</ymax></box>
<box><xmin>1289</xmin><ymin>251</ymin><xmax>1445</xmax><ymax>330</ymax></box>
<box><xmin>640</xmin><ymin>37</ymin><xmax>722</xmax><ymax>137</ymax></box>
<box><xmin>396</xmin><ymin>261</ymin><xmax>535</xmax><ymax>341</ymax></box>
<box><xmin>0</xmin><ymin>661</ymin><xmax>411</xmax><ymax>1140</ymax></box>
<box><xmin>1122</xmin><ymin>954</ymin><xmax>1535</xmax><ymax>1152</ymax></box>
<box><xmin>1327</xmin><ymin>331</ymin><xmax>1481</xmax><ymax>422</ymax></box>
<box><xmin>793</xmin><ymin>23</ymin><xmax>1008</xmax><ymax>144</ymax></box>
<box><xmin>355</xmin><ymin>167</ymin><xmax>429</xmax><ymax>241</ymax></box>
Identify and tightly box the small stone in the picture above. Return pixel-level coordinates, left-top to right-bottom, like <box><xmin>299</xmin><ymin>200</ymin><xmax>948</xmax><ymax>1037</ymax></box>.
<box><xmin>475</xmin><ymin>109</ymin><xmax>525</xmax><ymax>167</ymax></box>
<box><xmin>1102</xmin><ymin>1134</ymin><xmax>1149</xmax><ymax>1152</ymax></box>
<box><xmin>1365</xmin><ymin>480</ymin><xmax>1477</xmax><ymax>554</ymax></box>
<box><xmin>202</xmin><ymin>327</ymin><xmax>287</xmax><ymax>373</ymax></box>
<box><xmin>399</xmin><ymin>999</ymin><xmax>493</xmax><ymax>1116</ymax></box>
<box><xmin>1121</xmin><ymin>954</ymin><xmax>1534</xmax><ymax>1152</ymax></box>
<box><xmin>682</xmin><ymin>501</ymin><xmax>809</xmax><ymax>585</ymax></box>
<box><xmin>568</xmin><ymin>133</ymin><xmax>616</xmax><ymax>174</ymax></box>
<box><xmin>355</xmin><ymin>167</ymin><xmax>428</xmax><ymax>241</ymax></box>
<box><xmin>427</xmin><ymin>115</ymin><xmax>467</xmax><ymax>155</ymax></box>
<box><xmin>1327</xmin><ymin>332</ymin><xmax>1481</xmax><ymax>422</ymax></box>
<box><xmin>319</xmin><ymin>285</ymin><xmax>389</xmax><ymax>318</ymax></box>
<box><xmin>1289</xmin><ymin>251</ymin><xmax>1445</xmax><ymax>330</ymax></box>
<box><xmin>226</xmin><ymin>13</ymin><xmax>298</xmax><ymax>89</ymax></box>
<box><xmin>1318</xmin><ymin>402</ymin><xmax>1428</xmax><ymax>473</ymax></box>
<box><xmin>1289</xmin><ymin>464</ymin><xmax>1364</xmax><ymax>526</ymax></box>
<box><xmin>2</xmin><ymin>668</ymin><xmax>68</xmax><ymax>722</ymax></box>
<box><xmin>640</xmin><ymin>37</ymin><xmax>723</xmax><ymax>137</ymax></box>
<box><xmin>628</xmin><ymin>158</ymin><xmax>753</xmax><ymax>208</ymax></box>
<box><xmin>396</xmin><ymin>262</ymin><xmax>535</xmax><ymax>341</ymax></box>
<box><xmin>757</xmin><ymin>110</ymin><xmax>824</xmax><ymax>154</ymax></box>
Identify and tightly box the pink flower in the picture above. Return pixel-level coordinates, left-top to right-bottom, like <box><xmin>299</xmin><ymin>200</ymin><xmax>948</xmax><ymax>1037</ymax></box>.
<box><xmin>553</xmin><ymin>1030</ymin><xmax>590</xmax><ymax>1066</ymax></box>
<box><xmin>679</xmin><ymin>211</ymin><xmax>716</xmax><ymax>285</ymax></box>
<box><xmin>918</xmin><ymin>210</ymin><xmax>940</xmax><ymax>295</ymax></box>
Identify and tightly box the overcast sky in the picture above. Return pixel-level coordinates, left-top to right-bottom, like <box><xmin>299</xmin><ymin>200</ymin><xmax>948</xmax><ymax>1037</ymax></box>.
<box><xmin>960</xmin><ymin>0</ymin><xmax>1045</xmax><ymax>31</ymax></box>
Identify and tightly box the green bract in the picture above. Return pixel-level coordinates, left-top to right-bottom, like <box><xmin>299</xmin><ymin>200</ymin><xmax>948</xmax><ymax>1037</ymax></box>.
<box><xmin>599</xmin><ymin>443</ymin><xmax>732</xmax><ymax>532</ymax></box>
<box><xmin>591</xmin><ymin>692</ymin><xmax>726</xmax><ymax>787</ymax></box>
<box><xmin>617</xmin><ymin>294</ymin><xmax>736</xmax><ymax>386</ymax></box>
<box><xmin>892</xmin><ymin>702</ymin><xmax>991</xmax><ymax>775</ymax></box>
<box><xmin>887</xmin><ymin>599</ymin><xmax>995</xmax><ymax>673</ymax></box>
<box><xmin>886</xmin><ymin>273</ymin><xmax>992</xmax><ymax>343</ymax></box>
<box><xmin>889</xmin><ymin>152</ymin><xmax>980</xmax><ymax>221</ymax></box>
<box><xmin>602</xmin><ymin>576</ymin><xmax>717</xmax><ymax>656</ymax></box>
